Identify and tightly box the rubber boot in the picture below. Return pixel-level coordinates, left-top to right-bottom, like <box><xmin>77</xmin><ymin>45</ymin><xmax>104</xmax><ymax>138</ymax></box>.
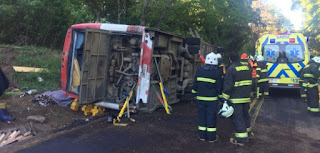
<box><xmin>0</xmin><ymin>108</ymin><xmax>14</xmax><ymax>122</ymax></box>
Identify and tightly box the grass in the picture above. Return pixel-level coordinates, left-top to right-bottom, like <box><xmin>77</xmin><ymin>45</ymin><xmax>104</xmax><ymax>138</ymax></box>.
<box><xmin>1</xmin><ymin>44</ymin><xmax>61</xmax><ymax>92</ymax></box>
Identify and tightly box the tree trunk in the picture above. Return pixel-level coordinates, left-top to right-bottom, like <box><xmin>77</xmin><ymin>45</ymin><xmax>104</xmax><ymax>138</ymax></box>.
<box><xmin>140</xmin><ymin>0</ymin><xmax>147</xmax><ymax>26</ymax></box>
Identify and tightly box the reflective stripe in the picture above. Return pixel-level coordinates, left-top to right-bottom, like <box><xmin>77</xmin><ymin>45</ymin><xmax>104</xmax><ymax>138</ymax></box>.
<box><xmin>198</xmin><ymin>126</ymin><xmax>206</xmax><ymax>131</ymax></box>
<box><xmin>247</xmin><ymin>127</ymin><xmax>251</xmax><ymax>132</ymax></box>
<box><xmin>304</xmin><ymin>73</ymin><xmax>315</xmax><ymax>78</ymax></box>
<box><xmin>241</xmin><ymin>62</ymin><xmax>248</xmax><ymax>65</ymax></box>
<box><xmin>307</xmin><ymin>107</ymin><xmax>310</xmax><ymax>110</ymax></box>
<box><xmin>264</xmin><ymin>92</ymin><xmax>269</xmax><ymax>96</ymax></box>
<box><xmin>302</xmin><ymin>83</ymin><xmax>308</xmax><ymax>87</ymax></box>
<box><xmin>309</xmin><ymin>108</ymin><xmax>320</xmax><ymax>112</ymax></box>
<box><xmin>235</xmin><ymin>132</ymin><xmax>248</xmax><ymax>138</ymax></box>
<box><xmin>258</xmin><ymin>78</ymin><xmax>269</xmax><ymax>83</ymax></box>
<box><xmin>256</xmin><ymin>68</ymin><xmax>261</xmax><ymax>71</ymax></box>
<box><xmin>234</xmin><ymin>80</ymin><xmax>252</xmax><ymax>87</ymax></box>
<box><xmin>197</xmin><ymin>77</ymin><xmax>216</xmax><ymax>83</ymax></box>
<box><xmin>207</xmin><ymin>127</ymin><xmax>217</xmax><ymax>132</ymax></box>
<box><xmin>230</xmin><ymin>98</ymin><xmax>251</xmax><ymax>103</ymax></box>
<box><xmin>222</xmin><ymin>93</ymin><xmax>230</xmax><ymax>100</ymax></box>
<box><xmin>197</xmin><ymin>96</ymin><xmax>218</xmax><ymax>101</ymax></box>
<box><xmin>192</xmin><ymin>89</ymin><xmax>197</xmax><ymax>93</ymax></box>
<box><xmin>261</xmin><ymin>69</ymin><xmax>268</xmax><ymax>72</ymax></box>
<box><xmin>307</xmin><ymin>83</ymin><xmax>318</xmax><ymax>88</ymax></box>
<box><xmin>256</xmin><ymin>74</ymin><xmax>260</xmax><ymax>78</ymax></box>
<box><xmin>218</xmin><ymin>95</ymin><xmax>222</xmax><ymax>98</ymax></box>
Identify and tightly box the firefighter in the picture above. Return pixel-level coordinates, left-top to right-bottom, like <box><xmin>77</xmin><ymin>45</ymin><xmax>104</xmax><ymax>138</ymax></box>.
<box><xmin>303</xmin><ymin>56</ymin><xmax>320</xmax><ymax>113</ymax></box>
<box><xmin>256</xmin><ymin>55</ymin><xmax>269</xmax><ymax>99</ymax></box>
<box><xmin>240</xmin><ymin>53</ymin><xmax>250</xmax><ymax>66</ymax></box>
<box><xmin>299</xmin><ymin>64</ymin><xmax>307</xmax><ymax>102</ymax></box>
<box><xmin>222</xmin><ymin>52</ymin><xmax>253</xmax><ymax>146</ymax></box>
<box><xmin>217</xmin><ymin>53</ymin><xmax>225</xmax><ymax>99</ymax></box>
<box><xmin>192</xmin><ymin>52</ymin><xmax>222</xmax><ymax>143</ymax></box>
<box><xmin>248</xmin><ymin>55</ymin><xmax>258</xmax><ymax>97</ymax></box>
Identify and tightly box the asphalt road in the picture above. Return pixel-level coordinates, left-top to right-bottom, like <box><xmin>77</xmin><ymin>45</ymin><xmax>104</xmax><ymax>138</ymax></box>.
<box><xmin>4</xmin><ymin>89</ymin><xmax>320</xmax><ymax>153</ymax></box>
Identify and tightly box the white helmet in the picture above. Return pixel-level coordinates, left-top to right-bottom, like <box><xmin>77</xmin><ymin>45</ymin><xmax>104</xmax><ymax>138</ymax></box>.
<box><xmin>216</xmin><ymin>53</ymin><xmax>222</xmax><ymax>59</ymax></box>
<box><xmin>205</xmin><ymin>52</ymin><xmax>218</xmax><ymax>65</ymax></box>
<box><xmin>218</xmin><ymin>101</ymin><xmax>234</xmax><ymax>118</ymax></box>
<box><xmin>257</xmin><ymin>55</ymin><xmax>264</xmax><ymax>62</ymax></box>
<box><xmin>312</xmin><ymin>56</ymin><xmax>320</xmax><ymax>64</ymax></box>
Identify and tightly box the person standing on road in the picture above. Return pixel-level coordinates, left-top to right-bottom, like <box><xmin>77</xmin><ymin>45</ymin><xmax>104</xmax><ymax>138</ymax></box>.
<box><xmin>256</xmin><ymin>55</ymin><xmax>269</xmax><ymax>99</ymax></box>
<box><xmin>303</xmin><ymin>56</ymin><xmax>320</xmax><ymax>114</ymax></box>
<box><xmin>192</xmin><ymin>52</ymin><xmax>222</xmax><ymax>143</ymax></box>
<box><xmin>248</xmin><ymin>55</ymin><xmax>258</xmax><ymax>97</ymax></box>
<box><xmin>217</xmin><ymin>53</ymin><xmax>225</xmax><ymax>99</ymax></box>
<box><xmin>222</xmin><ymin>52</ymin><xmax>253</xmax><ymax>146</ymax></box>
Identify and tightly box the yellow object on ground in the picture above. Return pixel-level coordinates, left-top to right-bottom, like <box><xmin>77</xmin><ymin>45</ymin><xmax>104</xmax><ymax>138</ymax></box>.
<box><xmin>81</xmin><ymin>104</ymin><xmax>105</xmax><ymax>116</ymax></box>
<box><xmin>159</xmin><ymin>83</ymin><xmax>170</xmax><ymax>114</ymax></box>
<box><xmin>70</xmin><ymin>99</ymin><xmax>79</xmax><ymax>111</ymax></box>
<box><xmin>12</xmin><ymin>66</ymin><xmax>48</xmax><ymax>72</ymax></box>
<box><xmin>113</xmin><ymin>84</ymin><xmax>136</xmax><ymax>126</ymax></box>
<box><xmin>91</xmin><ymin>105</ymin><xmax>105</xmax><ymax>116</ymax></box>
<box><xmin>81</xmin><ymin>105</ymin><xmax>94</xmax><ymax>116</ymax></box>
<box><xmin>71</xmin><ymin>58</ymin><xmax>80</xmax><ymax>92</ymax></box>
<box><xmin>0</xmin><ymin>103</ymin><xmax>5</xmax><ymax>109</ymax></box>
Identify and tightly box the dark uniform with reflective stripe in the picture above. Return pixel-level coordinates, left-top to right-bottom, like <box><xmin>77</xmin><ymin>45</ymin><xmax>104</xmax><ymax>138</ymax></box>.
<box><xmin>222</xmin><ymin>61</ymin><xmax>252</xmax><ymax>143</ymax></box>
<box><xmin>192</xmin><ymin>65</ymin><xmax>222</xmax><ymax>141</ymax></box>
<box><xmin>256</xmin><ymin>61</ymin><xmax>269</xmax><ymax>98</ymax></box>
<box><xmin>303</xmin><ymin>60</ymin><xmax>320</xmax><ymax>113</ymax></box>
<box><xmin>299</xmin><ymin>66</ymin><xmax>307</xmax><ymax>100</ymax></box>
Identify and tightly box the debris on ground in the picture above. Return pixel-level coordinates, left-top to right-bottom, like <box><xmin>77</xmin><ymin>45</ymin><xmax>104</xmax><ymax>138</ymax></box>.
<box><xmin>32</xmin><ymin>90</ymin><xmax>74</xmax><ymax>107</ymax></box>
<box><xmin>0</xmin><ymin>130</ymin><xmax>33</xmax><ymax>147</ymax></box>
<box><xmin>32</xmin><ymin>94</ymin><xmax>56</xmax><ymax>107</ymax></box>
<box><xmin>12</xmin><ymin>66</ymin><xmax>48</xmax><ymax>73</ymax></box>
<box><xmin>27</xmin><ymin>115</ymin><xmax>46</xmax><ymax>123</ymax></box>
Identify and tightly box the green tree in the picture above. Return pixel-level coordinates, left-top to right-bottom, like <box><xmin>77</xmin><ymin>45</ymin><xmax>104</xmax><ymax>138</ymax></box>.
<box><xmin>293</xmin><ymin>0</ymin><xmax>320</xmax><ymax>52</ymax></box>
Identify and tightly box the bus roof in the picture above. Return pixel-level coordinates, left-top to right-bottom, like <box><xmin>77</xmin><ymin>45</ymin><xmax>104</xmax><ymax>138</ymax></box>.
<box><xmin>71</xmin><ymin>23</ymin><xmax>145</xmax><ymax>34</ymax></box>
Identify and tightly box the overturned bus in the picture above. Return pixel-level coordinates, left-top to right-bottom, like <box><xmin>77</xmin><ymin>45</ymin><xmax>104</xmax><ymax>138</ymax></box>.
<box><xmin>61</xmin><ymin>23</ymin><xmax>215</xmax><ymax>112</ymax></box>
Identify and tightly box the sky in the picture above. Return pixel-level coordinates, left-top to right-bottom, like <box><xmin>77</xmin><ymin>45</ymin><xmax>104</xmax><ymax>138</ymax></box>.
<box><xmin>262</xmin><ymin>0</ymin><xmax>305</xmax><ymax>30</ymax></box>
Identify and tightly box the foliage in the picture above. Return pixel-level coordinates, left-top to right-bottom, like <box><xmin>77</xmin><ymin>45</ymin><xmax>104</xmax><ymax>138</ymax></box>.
<box><xmin>0</xmin><ymin>0</ymin><xmax>94</xmax><ymax>48</ymax></box>
<box><xmin>293</xmin><ymin>0</ymin><xmax>320</xmax><ymax>52</ymax></box>
<box><xmin>0</xmin><ymin>0</ymin><xmax>262</xmax><ymax>56</ymax></box>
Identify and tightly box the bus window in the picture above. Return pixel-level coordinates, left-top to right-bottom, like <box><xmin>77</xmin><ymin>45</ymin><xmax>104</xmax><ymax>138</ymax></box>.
<box><xmin>263</xmin><ymin>45</ymin><xmax>279</xmax><ymax>63</ymax></box>
<box><xmin>285</xmin><ymin>45</ymin><xmax>304</xmax><ymax>63</ymax></box>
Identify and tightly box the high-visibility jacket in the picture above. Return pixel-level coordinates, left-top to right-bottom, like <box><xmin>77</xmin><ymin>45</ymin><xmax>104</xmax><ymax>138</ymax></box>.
<box><xmin>192</xmin><ymin>65</ymin><xmax>222</xmax><ymax>102</ymax></box>
<box><xmin>222</xmin><ymin>61</ymin><xmax>252</xmax><ymax>104</ymax></box>
<box><xmin>240</xmin><ymin>59</ymin><xmax>250</xmax><ymax>67</ymax></box>
<box><xmin>256</xmin><ymin>62</ymin><xmax>268</xmax><ymax>83</ymax></box>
